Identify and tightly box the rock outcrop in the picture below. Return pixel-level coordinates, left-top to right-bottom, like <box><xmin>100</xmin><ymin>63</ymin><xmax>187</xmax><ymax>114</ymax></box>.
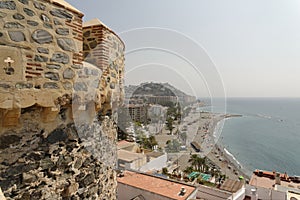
<box><xmin>0</xmin><ymin>0</ymin><xmax>125</xmax><ymax>199</ymax></box>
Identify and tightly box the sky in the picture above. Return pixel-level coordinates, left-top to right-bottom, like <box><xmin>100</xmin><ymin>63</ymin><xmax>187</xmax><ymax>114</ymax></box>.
<box><xmin>67</xmin><ymin>0</ymin><xmax>300</xmax><ymax>98</ymax></box>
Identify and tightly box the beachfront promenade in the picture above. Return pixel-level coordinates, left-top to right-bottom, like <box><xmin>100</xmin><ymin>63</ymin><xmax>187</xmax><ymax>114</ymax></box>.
<box><xmin>175</xmin><ymin>105</ymin><xmax>249</xmax><ymax>180</ymax></box>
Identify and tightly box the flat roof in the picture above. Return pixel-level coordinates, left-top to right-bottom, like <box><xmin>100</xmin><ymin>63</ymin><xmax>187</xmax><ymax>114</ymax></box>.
<box><xmin>146</xmin><ymin>151</ymin><xmax>164</xmax><ymax>158</ymax></box>
<box><xmin>117</xmin><ymin>140</ymin><xmax>136</xmax><ymax>150</ymax></box>
<box><xmin>220</xmin><ymin>179</ymin><xmax>244</xmax><ymax>193</ymax></box>
<box><xmin>250</xmin><ymin>170</ymin><xmax>300</xmax><ymax>189</ymax></box>
<box><xmin>118</xmin><ymin>149</ymin><xmax>145</xmax><ymax>163</ymax></box>
<box><xmin>118</xmin><ymin>170</ymin><xmax>197</xmax><ymax>200</ymax></box>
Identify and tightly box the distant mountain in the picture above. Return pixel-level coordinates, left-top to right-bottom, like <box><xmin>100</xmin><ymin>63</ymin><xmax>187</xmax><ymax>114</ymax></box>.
<box><xmin>125</xmin><ymin>82</ymin><xmax>196</xmax><ymax>102</ymax></box>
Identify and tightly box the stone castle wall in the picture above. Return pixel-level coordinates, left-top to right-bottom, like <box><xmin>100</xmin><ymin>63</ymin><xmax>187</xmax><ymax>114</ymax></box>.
<box><xmin>0</xmin><ymin>0</ymin><xmax>125</xmax><ymax>199</ymax></box>
<box><xmin>0</xmin><ymin>0</ymin><xmax>85</xmax><ymax>127</ymax></box>
<box><xmin>83</xmin><ymin>20</ymin><xmax>125</xmax><ymax>118</ymax></box>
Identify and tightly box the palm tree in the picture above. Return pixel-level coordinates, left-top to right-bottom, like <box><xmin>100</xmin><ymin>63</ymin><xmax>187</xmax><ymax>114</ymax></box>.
<box><xmin>188</xmin><ymin>154</ymin><xmax>202</xmax><ymax>171</ymax></box>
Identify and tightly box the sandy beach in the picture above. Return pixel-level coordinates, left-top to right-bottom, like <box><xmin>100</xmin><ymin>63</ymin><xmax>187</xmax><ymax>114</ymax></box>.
<box><xmin>200</xmin><ymin>113</ymin><xmax>250</xmax><ymax>181</ymax></box>
<box><xmin>178</xmin><ymin>107</ymin><xmax>250</xmax><ymax>181</ymax></box>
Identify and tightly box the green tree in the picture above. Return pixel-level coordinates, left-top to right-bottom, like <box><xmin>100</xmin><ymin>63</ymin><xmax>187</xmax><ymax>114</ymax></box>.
<box><xmin>142</xmin><ymin>135</ymin><xmax>158</xmax><ymax>150</ymax></box>
<box><xmin>165</xmin><ymin>139</ymin><xmax>181</xmax><ymax>153</ymax></box>
<box><xmin>166</xmin><ymin>117</ymin><xmax>174</xmax><ymax>134</ymax></box>
<box><xmin>184</xmin><ymin>166</ymin><xmax>193</xmax><ymax>174</ymax></box>
<box><xmin>162</xmin><ymin>167</ymin><xmax>168</xmax><ymax>175</ymax></box>
<box><xmin>188</xmin><ymin>154</ymin><xmax>206</xmax><ymax>172</ymax></box>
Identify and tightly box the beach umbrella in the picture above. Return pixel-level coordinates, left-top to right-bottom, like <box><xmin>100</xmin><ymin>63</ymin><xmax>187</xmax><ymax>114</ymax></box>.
<box><xmin>239</xmin><ymin>176</ymin><xmax>244</xmax><ymax>180</ymax></box>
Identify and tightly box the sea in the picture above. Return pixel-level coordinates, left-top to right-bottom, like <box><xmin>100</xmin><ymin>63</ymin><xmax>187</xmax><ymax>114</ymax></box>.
<box><xmin>200</xmin><ymin>98</ymin><xmax>300</xmax><ymax>176</ymax></box>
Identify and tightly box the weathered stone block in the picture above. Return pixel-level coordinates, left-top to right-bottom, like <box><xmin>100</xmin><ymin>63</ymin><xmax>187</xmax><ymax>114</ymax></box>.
<box><xmin>63</xmin><ymin>68</ymin><xmax>75</xmax><ymax>79</ymax></box>
<box><xmin>83</xmin><ymin>43</ymin><xmax>89</xmax><ymax>51</ymax></box>
<box><xmin>37</xmin><ymin>47</ymin><xmax>49</xmax><ymax>54</ymax></box>
<box><xmin>46</xmin><ymin>64</ymin><xmax>61</xmax><ymax>69</ymax></box>
<box><xmin>33</xmin><ymin>1</ymin><xmax>46</xmax><ymax>10</ymax></box>
<box><xmin>50</xmin><ymin>52</ymin><xmax>69</xmax><ymax>64</ymax></box>
<box><xmin>83</xmin><ymin>67</ymin><xmax>99</xmax><ymax>76</ymax></box>
<box><xmin>0</xmin><ymin>134</ymin><xmax>21</xmax><ymax>149</ymax></box>
<box><xmin>40</xmin><ymin>158</ymin><xmax>55</xmax><ymax>169</ymax></box>
<box><xmin>57</xmin><ymin>38</ymin><xmax>76</xmax><ymax>52</ymax></box>
<box><xmin>47</xmin><ymin>128</ymin><xmax>68</xmax><ymax>144</ymax></box>
<box><xmin>27</xmin><ymin>20</ymin><xmax>39</xmax><ymax>26</ymax></box>
<box><xmin>89</xmin><ymin>40</ymin><xmax>97</xmax><ymax>49</ymax></box>
<box><xmin>22</xmin><ymin>172</ymin><xmax>37</xmax><ymax>184</ymax></box>
<box><xmin>43</xmin><ymin>23</ymin><xmax>53</xmax><ymax>29</ymax></box>
<box><xmin>82</xmin><ymin>173</ymin><xmax>95</xmax><ymax>187</ymax></box>
<box><xmin>0</xmin><ymin>83</ymin><xmax>11</xmax><ymax>89</ymax></box>
<box><xmin>56</xmin><ymin>28</ymin><xmax>69</xmax><ymax>35</ymax></box>
<box><xmin>35</xmin><ymin>55</ymin><xmax>48</xmax><ymax>62</ymax></box>
<box><xmin>18</xmin><ymin>0</ymin><xmax>28</xmax><ymax>5</ymax></box>
<box><xmin>43</xmin><ymin>82</ymin><xmax>59</xmax><ymax>89</ymax></box>
<box><xmin>45</xmin><ymin>72</ymin><xmax>59</xmax><ymax>81</ymax></box>
<box><xmin>72</xmin><ymin>64</ymin><xmax>83</xmax><ymax>69</ymax></box>
<box><xmin>0</xmin><ymin>1</ymin><xmax>16</xmax><ymax>10</ymax></box>
<box><xmin>62</xmin><ymin>81</ymin><xmax>72</xmax><ymax>90</ymax></box>
<box><xmin>110</xmin><ymin>82</ymin><xmax>115</xmax><ymax>89</ymax></box>
<box><xmin>8</xmin><ymin>31</ymin><xmax>26</xmax><ymax>42</ymax></box>
<box><xmin>50</xmin><ymin>9</ymin><xmax>73</xmax><ymax>20</ymax></box>
<box><xmin>23</xmin><ymin>8</ymin><xmax>35</xmax><ymax>16</ymax></box>
<box><xmin>13</xmin><ymin>13</ymin><xmax>25</xmax><ymax>20</ymax></box>
<box><xmin>83</xmin><ymin>30</ymin><xmax>90</xmax><ymax>37</ymax></box>
<box><xmin>32</xmin><ymin>29</ymin><xmax>53</xmax><ymax>44</ymax></box>
<box><xmin>62</xmin><ymin>183</ymin><xmax>78</xmax><ymax>197</ymax></box>
<box><xmin>111</xmin><ymin>72</ymin><xmax>116</xmax><ymax>78</ymax></box>
<box><xmin>4</xmin><ymin>22</ymin><xmax>24</xmax><ymax>29</ymax></box>
<box><xmin>15</xmin><ymin>82</ymin><xmax>33</xmax><ymax>89</ymax></box>
<box><xmin>40</xmin><ymin>14</ymin><xmax>50</xmax><ymax>22</ymax></box>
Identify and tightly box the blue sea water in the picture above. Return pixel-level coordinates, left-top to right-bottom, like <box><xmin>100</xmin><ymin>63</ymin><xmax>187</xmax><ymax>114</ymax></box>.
<box><xmin>202</xmin><ymin>98</ymin><xmax>300</xmax><ymax>176</ymax></box>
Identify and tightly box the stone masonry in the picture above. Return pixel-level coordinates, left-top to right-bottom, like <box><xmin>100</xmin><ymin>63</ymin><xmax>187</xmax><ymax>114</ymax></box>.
<box><xmin>0</xmin><ymin>0</ymin><xmax>125</xmax><ymax>199</ymax></box>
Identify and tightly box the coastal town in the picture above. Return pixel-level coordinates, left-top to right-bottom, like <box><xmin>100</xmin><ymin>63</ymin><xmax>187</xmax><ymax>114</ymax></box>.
<box><xmin>115</xmin><ymin>82</ymin><xmax>300</xmax><ymax>200</ymax></box>
<box><xmin>0</xmin><ymin>0</ymin><xmax>299</xmax><ymax>200</ymax></box>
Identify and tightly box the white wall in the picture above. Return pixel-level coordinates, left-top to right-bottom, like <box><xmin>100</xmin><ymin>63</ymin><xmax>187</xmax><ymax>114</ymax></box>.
<box><xmin>227</xmin><ymin>187</ymin><xmax>245</xmax><ymax>200</ymax></box>
<box><xmin>245</xmin><ymin>184</ymin><xmax>286</xmax><ymax>200</ymax></box>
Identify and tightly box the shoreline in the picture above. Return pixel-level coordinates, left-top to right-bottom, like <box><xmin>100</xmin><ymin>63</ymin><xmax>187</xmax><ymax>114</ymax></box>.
<box><xmin>194</xmin><ymin>112</ymin><xmax>250</xmax><ymax>180</ymax></box>
<box><xmin>210</xmin><ymin>115</ymin><xmax>250</xmax><ymax>180</ymax></box>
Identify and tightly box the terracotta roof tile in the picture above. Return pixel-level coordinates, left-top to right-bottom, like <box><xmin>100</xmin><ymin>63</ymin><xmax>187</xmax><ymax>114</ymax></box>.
<box><xmin>118</xmin><ymin>171</ymin><xmax>196</xmax><ymax>200</ymax></box>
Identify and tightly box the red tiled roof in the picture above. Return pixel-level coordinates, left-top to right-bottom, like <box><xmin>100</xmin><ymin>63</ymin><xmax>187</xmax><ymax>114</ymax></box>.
<box><xmin>118</xmin><ymin>171</ymin><xmax>196</xmax><ymax>200</ymax></box>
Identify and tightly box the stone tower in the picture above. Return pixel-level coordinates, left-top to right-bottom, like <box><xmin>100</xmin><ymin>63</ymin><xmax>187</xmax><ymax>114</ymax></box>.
<box><xmin>0</xmin><ymin>0</ymin><xmax>125</xmax><ymax>199</ymax></box>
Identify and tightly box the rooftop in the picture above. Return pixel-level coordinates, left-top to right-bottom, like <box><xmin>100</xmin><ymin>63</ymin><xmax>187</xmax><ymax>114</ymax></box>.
<box><xmin>249</xmin><ymin>170</ymin><xmax>300</xmax><ymax>189</ymax></box>
<box><xmin>118</xmin><ymin>171</ymin><xmax>197</xmax><ymax>200</ymax></box>
<box><xmin>220</xmin><ymin>179</ymin><xmax>244</xmax><ymax>193</ymax></box>
<box><xmin>118</xmin><ymin>140</ymin><xmax>135</xmax><ymax>148</ymax></box>
<box><xmin>145</xmin><ymin>151</ymin><xmax>164</xmax><ymax>158</ymax></box>
<box><xmin>118</xmin><ymin>149</ymin><xmax>145</xmax><ymax>163</ymax></box>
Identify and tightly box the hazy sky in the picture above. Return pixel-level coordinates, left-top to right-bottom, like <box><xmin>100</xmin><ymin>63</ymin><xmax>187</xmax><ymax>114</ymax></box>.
<box><xmin>67</xmin><ymin>0</ymin><xmax>300</xmax><ymax>97</ymax></box>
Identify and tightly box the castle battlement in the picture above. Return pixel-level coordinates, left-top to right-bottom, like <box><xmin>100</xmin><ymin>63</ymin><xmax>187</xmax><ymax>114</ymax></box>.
<box><xmin>0</xmin><ymin>0</ymin><xmax>125</xmax><ymax>127</ymax></box>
